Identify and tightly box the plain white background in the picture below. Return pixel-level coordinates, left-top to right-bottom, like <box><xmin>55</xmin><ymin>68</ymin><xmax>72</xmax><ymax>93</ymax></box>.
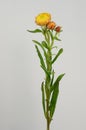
<box><xmin>0</xmin><ymin>0</ymin><xmax>86</xmax><ymax>130</ymax></box>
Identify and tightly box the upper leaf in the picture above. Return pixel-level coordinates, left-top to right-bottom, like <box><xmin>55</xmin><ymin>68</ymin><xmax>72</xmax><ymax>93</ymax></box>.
<box><xmin>54</xmin><ymin>36</ymin><xmax>61</xmax><ymax>41</ymax></box>
<box><xmin>51</xmin><ymin>48</ymin><xmax>63</xmax><ymax>64</ymax></box>
<box><xmin>35</xmin><ymin>45</ymin><xmax>46</xmax><ymax>69</ymax></box>
<box><xmin>33</xmin><ymin>40</ymin><xmax>47</xmax><ymax>59</ymax></box>
<box><xmin>42</xmin><ymin>41</ymin><xmax>49</xmax><ymax>50</ymax></box>
<box><xmin>27</xmin><ymin>29</ymin><xmax>42</xmax><ymax>33</ymax></box>
<box><xmin>48</xmin><ymin>30</ymin><xmax>54</xmax><ymax>41</ymax></box>
<box><xmin>50</xmin><ymin>70</ymin><xmax>55</xmax><ymax>87</ymax></box>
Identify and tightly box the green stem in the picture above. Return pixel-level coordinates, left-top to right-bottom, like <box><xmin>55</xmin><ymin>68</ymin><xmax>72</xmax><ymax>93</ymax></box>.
<box><xmin>45</xmin><ymin>49</ymin><xmax>52</xmax><ymax>130</ymax></box>
<box><xmin>43</xmin><ymin>28</ymin><xmax>53</xmax><ymax>130</ymax></box>
<box><xmin>46</xmin><ymin>74</ymin><xmax>50</xmax><ymax>130</ymax></box>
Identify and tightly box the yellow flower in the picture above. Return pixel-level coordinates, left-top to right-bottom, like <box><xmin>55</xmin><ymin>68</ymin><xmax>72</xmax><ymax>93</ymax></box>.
<box><xmin>35</xmin><ymin>12</ymin><xmax>51</xmax><ymax>26</ymax></box>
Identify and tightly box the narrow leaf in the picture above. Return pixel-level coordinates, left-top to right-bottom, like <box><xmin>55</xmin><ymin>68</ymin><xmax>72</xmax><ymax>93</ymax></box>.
<box><xmin>41</xmin><ymin>82</ymin><xmax>46</xmax><ymax>117</ymax></box>
<box><xmin>57</xmin><ymin>73</ymin><xmax>65</xmax><ymax>82</ymax></box>
<box><xmin>50</xmin><ymin>73</ymin><xmax>65</xmax><ymax>92</ymax></box>
<box><xmin>33</xmin><ymin>40</ymin><xmax>47</xmax><ymax>58</ymax></box>
<box><xmin>42</xmin><ymin>41</ymin><xmax>49</xmax><ymax>50</ymax></box>
<box><xmin>54</xmin><ymin>36</ymin><xmax>61</xmax><ymax>41</ymax></box>
<box><xmin>35</xmin><ymin>45</ymin><xmax>46</xmax><ymax>69</ymax></box>
<box><xmin>50</xmin><ymin>70</ymin><xmax>55</xmax><ymax>86</ymax></box>
<box><xmin>27</xmin><ymin>29</ymin><xmax>42</xmax><ymax>33</ymax></box>
<box><xmin>32</xmin><ymin>40</ymin><xmax>41</xmax><ymax>45</ymax></box>
<box><xmin>52</xmin><ymin>48</ymin><xmax>63</xmax><ymax>64</ymax></box>
<box><xmin>49</xmin><ymin>73</ymin><xmax>65</xmax><ymax>118</ymax></box>
<box><xmin>49</xmin><ymin>83</ymin><xmax>59</xmax><ymax>118</ymax></box>
<box><xmin>41</xmin><ymin>65</ymin><xmax>50</xmax><ymax>77</ymax></box>
<box><xmin>48</xmin><ymin>30</ymin><xmax>54</xmax><ymax>41</ymax></box>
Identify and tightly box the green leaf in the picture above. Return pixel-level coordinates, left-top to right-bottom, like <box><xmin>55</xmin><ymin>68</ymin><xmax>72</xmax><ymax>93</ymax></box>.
<box><xmin>49</xmin><ymin>82</ymin><xmax>59</xmax><ymax>118</ymax></box>
<box><xmin>35</xmin><ymin>45</ymin><xmax>46</xmax><ymax>69</ymax></box>
<box><xmin>50</xmin><ymin>70</ymin><xmax>55</xmax><ymax>86</ymax></box>
<box><xmin>35</xmin><ymin>45</ymin><xmax>50</xmax><ymax>76</ymax></box>
<box><xmin>42</xmin><ymin>41</ymin><xmax>49</xmax><ymax>50</ymax></box>
<box><xmin>33</xmin><ymin>40</ymin><xmax>47</xmax><ymax>58</ymax></box>
<box><xmin>54</xmin><ymin>36</ymin><xmax>61</xmax><ymax>41</ymax></box>
<box><xmin>49</xmin><ymin>73</ymin><xmax>65</xmax><ymax>118</ymax></box>
<box><xmin>41</xmin><ymin>65</ymin><xmax>50</xmax><ymax>77</ymax></box>
<box><xmin>41</xmin><ymin>82</ymin><xmax>46</xmax><ymax>118</ymax></box>
<box><xmin>51</xmin><ymin>48</ymin><xmax>63</xmax><ymax>64</ymax></box>
<box><xmin>48</xmin><ymin>30</ymin><xmax>54</xmax><ymax>41</ymax></box>
<box><xmin>27</xmin><ymin>29</ymin><xmax>42</xmax><ymax>33</ymax></box>
<box><xmin>57</xmin><ymin>73</ymin><xmax>65</xmax><ymax>82</ymax></box>
<box><xmin>50</xmin><ymin>73</ymin><xmax>65</xmax><ymax>92</ymax></box>
<box><xmin>33</xmin><ymin>40</ymin><xmax>42</xmax><ymax>47</ymax></box>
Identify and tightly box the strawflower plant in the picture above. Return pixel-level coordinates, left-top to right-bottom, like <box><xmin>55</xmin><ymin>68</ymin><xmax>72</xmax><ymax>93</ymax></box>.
<box><xmin>27</xmin><ymin>12</ymin><xmax>65</xmax><ymax>130</ymax></box>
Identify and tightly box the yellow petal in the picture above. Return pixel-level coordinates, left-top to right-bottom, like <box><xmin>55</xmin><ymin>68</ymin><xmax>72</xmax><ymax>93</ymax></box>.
<box><xmin>35</xmin><ymin>12</ymin><xmax>51</xmax><ymax>26</ymax></box>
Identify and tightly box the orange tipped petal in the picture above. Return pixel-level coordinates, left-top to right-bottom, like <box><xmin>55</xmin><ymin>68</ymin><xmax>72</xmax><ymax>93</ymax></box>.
<box><xmin>47</xmin><ymin>21</ymin><xmax>56</xmax><ymax>30</ymax></box>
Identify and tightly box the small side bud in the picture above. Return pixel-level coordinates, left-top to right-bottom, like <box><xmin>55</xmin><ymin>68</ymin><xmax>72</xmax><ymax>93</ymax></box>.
<box><xmin>46</xmin><ymin>21</ymin><xmax>56</xmax><ymax>30</ymax></box>
<box><xmin>55</xmin><ymin>26</ymin><xmax>62</xmax><ymax>32</ymax></box>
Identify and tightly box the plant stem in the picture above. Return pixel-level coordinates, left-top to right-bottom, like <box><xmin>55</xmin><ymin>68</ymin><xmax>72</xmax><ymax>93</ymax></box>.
<box><xmin>47</xmin><ymin>114</ymin><xmax>50</xmax><ymax>130</ymax></box>
<box><xmin>45</xmin><ymin>49</ymin><xmax>52</xmax><ymax>130</ymax></box>
<box><xmin>46</xmin><ymin>93</ymin><xmax>51</xmax><ymax>130</ymax></box>
<box><xmin>44</xmin><ymin>29</ymin><xmax>53</xmax><ymax>130</ymax></box>
<box><xmin>46</xmin><ymin>76</ymin><xmax>50</xmax><ymax>130</ymax></box>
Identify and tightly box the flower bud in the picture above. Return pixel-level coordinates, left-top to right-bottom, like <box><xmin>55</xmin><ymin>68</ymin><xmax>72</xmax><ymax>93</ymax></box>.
<box><xmin>55</xmin><ymin>26</ymin><xmax>61</xmax><ymax>32</ymax></box>
<box><xmin>46</xmin><ymin>21</ymin><xmax>56</xmax><ymax>30</ymax></box>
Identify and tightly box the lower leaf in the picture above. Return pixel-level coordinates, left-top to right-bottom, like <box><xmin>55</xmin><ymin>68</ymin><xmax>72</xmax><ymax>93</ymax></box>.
<box><xmin>41</xmin><ymin>82</ymin><xmax>46</xmax><ymax>118</ymax></box>
<box><xmin>49</xmin><ymin>83</ymin><xmax>59</xmax><ymax>118</ymax></box>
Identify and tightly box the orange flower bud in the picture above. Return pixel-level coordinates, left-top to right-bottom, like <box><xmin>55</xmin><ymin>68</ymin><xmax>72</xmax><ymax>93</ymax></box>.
<box><xmin>55</xmin><ymin>26</ymin><xmax>61</xmax><ymax>32</ymax></box>
<box><xmin>47</xmin><ymin>21</ymin><xmax>56</xmax><ymax>30</ymax></box>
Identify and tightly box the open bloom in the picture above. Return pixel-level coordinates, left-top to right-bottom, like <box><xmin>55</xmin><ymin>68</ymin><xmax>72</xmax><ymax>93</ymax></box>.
<box><xmin>35</xmin><ymin>12</ymin><xmax>51</xmax><ymax>26</ymax></box>
<box><xmin>47</xmin><ymin>21</ymin><xmax>56</xmax><ymax>30</ymax></box>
